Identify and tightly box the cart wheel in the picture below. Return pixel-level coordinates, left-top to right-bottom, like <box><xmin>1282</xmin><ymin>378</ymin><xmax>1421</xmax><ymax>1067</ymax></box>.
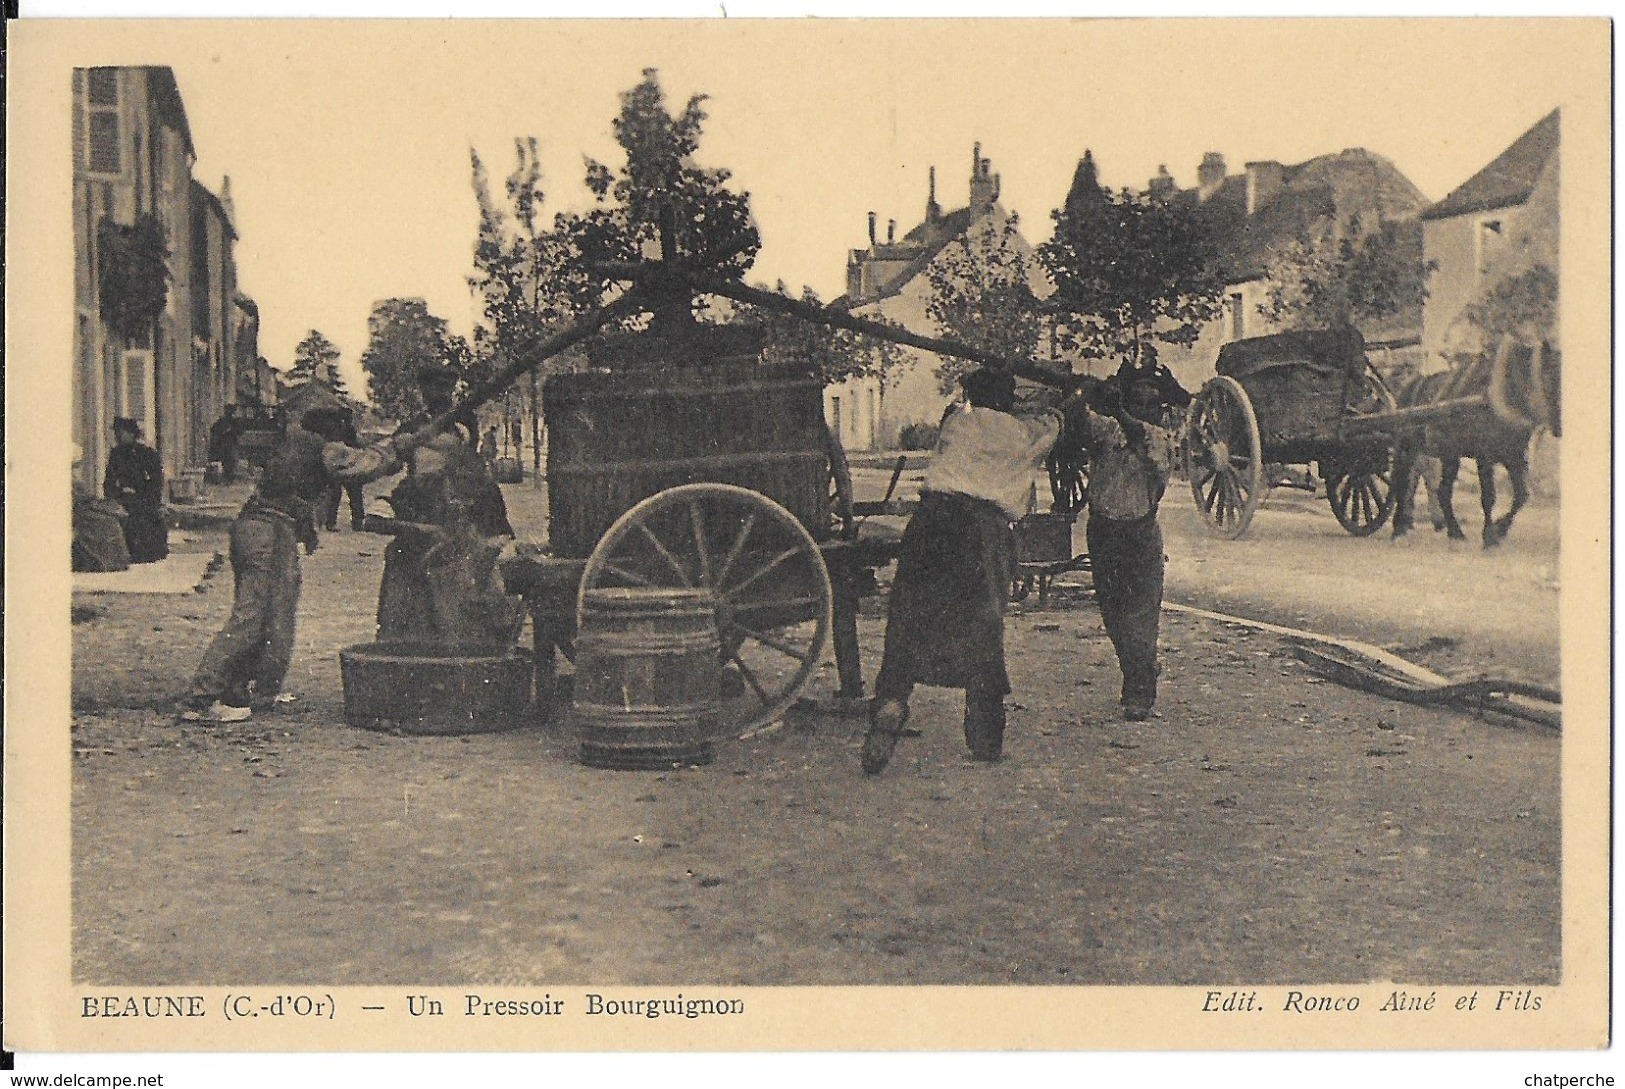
<box><xmin>824</xmin><ymin>425</ymin><xmax>856</xmax><ymax>541</ymax></box>
<box><xmin>577</xmin><ymin>483</ymin><xmax>833</xmax><ymax>738</ymax></box>
<box><xmin>1325</xmin><ymin>368</ymin><xmax>1398</xmax><ymax>536</ymax></box>
<box><xmin>1185</xmin><ymin>376</ymin><xmax>1264</xmax><ymax>538</ymax></box>
<box><xmin>1046</xmin><ymin>444</ymin><xmax>1089</xmax><ymax>514</ymax></box>
<box><xmin>1324</xmin><ymin>464</ymin><xmax>1395</xmax><ymax>536</ymax></box>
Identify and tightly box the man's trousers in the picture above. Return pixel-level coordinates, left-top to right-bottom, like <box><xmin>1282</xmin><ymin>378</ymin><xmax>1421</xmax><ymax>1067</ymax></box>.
<box><xmin>1085</xmin><ymin>509</ymin><xmax>1164</xmax><ymax>710</ymax></box>
<box><xmin>191</xmin><ymin>513</ymin><xmax>302</xmax><ymax>707</ymax></box>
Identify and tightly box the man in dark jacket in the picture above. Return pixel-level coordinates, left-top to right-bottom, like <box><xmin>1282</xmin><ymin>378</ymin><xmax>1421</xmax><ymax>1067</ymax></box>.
<box><xmin>103</xmin><ymin>417</ymin><xmax>168</xmax><ymax>563</ymax></box>
<box><xmin>180</xmin><ymin>408</ymin><xmax>429</xmax><ymax>723</ymax></box>
<box><xmin>207</xmin><ymin>406</ymin><xmax>240</xmax><ymax>483</ymax></box>
<box><xmin>320</xmin><ymin>407</ymin><xmax>368</xmax><ymax>531</ymax></box>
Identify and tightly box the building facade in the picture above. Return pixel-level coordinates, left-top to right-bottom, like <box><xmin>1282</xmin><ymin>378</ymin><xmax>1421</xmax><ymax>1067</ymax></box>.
<box><xmin>1154</xmin><ymin>147</ymin><xmax>1429</xmax><ymax>393</ymax></box>
<box><xmin>72</xmin><ymin>66</ymin><xmax>248</xmax><ymax>492</ymax></box>
<box><xmin>1418</xmin><ymin>110</ymin><xmax>1559</xmax><ymax>374</ymax></box>
<box><xmin>832</xmin><ymin>145</ymin><xmax>1049</xmax><ymax>450</ymax></box>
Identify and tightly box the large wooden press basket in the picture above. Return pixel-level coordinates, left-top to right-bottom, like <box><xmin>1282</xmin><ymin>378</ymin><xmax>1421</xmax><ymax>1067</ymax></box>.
<box><xmin>543</xmin><ymin>337</ymin><xmax>832</xmax><ymax>559</ymax></box>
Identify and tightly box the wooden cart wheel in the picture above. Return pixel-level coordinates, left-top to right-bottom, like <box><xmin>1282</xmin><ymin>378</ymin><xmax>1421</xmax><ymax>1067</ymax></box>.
<box><xmin>1185</xmin><ymin>375</ymin><xmax>1265</xmax><ymax>538</ymax></box>
<box><xmin>1046</xmin><ymin>445</ymin><xmax>1089</xmax><ymax>514</ymax></box>
<box><xmin>577</xmin><ymin>483</ymin><xmax>833</xmax><ymax>738</ymax></box>
<box><xmin>824</xmin><ymin>425</ymin><xmax>856</xmax><ymax>541</ymax></box>
<box><xmin>1324</xmin><ymin>465</ymin><xmax>1395</xmax><ymax>536</ymax></box>
<box><xmin>1325</xmin><ymin>368</ymin><xmax>1398</xmax><ymax>536</ymax></box>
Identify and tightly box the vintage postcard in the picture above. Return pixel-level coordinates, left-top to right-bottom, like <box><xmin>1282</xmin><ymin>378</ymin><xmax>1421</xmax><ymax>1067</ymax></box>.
<box><xmin>3</xmin><ymin>13</ymin><xmax>1612</xmax><ymax>1080</ymax></box>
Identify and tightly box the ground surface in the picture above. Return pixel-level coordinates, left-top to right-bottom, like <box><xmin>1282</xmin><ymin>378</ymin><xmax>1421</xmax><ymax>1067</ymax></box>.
<box><xmin>71</xmin><ymin>470</ymin><xmax>1562</xmax><ymax>986</ymax></box>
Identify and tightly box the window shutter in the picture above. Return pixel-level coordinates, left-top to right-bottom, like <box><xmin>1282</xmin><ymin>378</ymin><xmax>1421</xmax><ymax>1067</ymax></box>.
<box><xmin>87</xmin><ymin>68</ymin><xmax>119</xmax><ymax>106</ymax></box>
<box><xmin>88</xmin><ymin>111</ymin><xmax>121</xmax><ymax>174</ymax></box>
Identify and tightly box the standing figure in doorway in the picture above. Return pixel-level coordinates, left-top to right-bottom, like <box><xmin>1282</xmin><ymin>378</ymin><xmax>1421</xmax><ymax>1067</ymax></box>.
<box><xmin>104</xmin><ymin>417</ymin><xmax>168</xmax><ymax>564</ymax></box>
<box><xmin>207</xmin><ymin>405</ymin><xmax>240</xmax><ymax>483</ymax></box>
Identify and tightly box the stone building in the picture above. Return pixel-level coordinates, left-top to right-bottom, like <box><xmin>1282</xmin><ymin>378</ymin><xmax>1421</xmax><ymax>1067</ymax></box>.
<box><xmin>831</xmin><ymin>144</ymin><xmax>1049</xmax><ymax>450</ymax></box>
<box><xmin>1418</xmin><ymin>109</ymin><xmax>1559</xmax><ymax>374</ymax></box>
<box><xmin>1153</xmin><ymin>147</ymin><xmax>1429</xmax><ymax>392</ymax></box>
<box><xmin>72</xmin><ymin>66</ymin><xmax>249</xmax><ymax>493</ymax></box>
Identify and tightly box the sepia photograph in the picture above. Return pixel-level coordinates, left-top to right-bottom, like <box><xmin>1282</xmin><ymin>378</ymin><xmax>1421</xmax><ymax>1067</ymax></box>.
<box><xmin>3</xmin><ymin>10</ymin><xmax>1612</xmax><ymax>1075</ymax></box>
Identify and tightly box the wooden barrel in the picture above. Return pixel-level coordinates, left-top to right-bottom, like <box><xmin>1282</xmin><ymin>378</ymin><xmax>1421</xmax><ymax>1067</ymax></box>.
<box><xmin>574</xmin><ymin>587</ymin><xmax>720</xmax><ymax>770</ymax></box>
<box><xmin>340</xmin><ymin>641</ymin><xmax>531</xmax><ymax>735</ymax></box>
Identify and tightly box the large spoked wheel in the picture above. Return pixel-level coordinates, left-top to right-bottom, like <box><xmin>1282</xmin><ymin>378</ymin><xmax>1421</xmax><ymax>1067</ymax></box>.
<box><xmin>577</xmin><ymin>483</ymin><xmax>833</xmax><ymax>738</ymax></box>
<box><xmin>1324</xmin><ymin>368</ymin><xmax>1399</xmax><ymax>536</ymax></box>
<box><xmin>1324</xmin><ymin>462</ymin><xmax>1395</xmax><ymax>536</ymax></box>
<box><xmin>1185</xmin><ymin>376</ymin><xmax>1265</xmax><ymax>539</ymax></box>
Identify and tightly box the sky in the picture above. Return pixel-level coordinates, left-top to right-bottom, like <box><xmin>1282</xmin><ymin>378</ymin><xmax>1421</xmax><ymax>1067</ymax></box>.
<box><xmin>41</xmin><ymin>17</ymin><xmax>1589</xmax><ymax>397</ymax></box>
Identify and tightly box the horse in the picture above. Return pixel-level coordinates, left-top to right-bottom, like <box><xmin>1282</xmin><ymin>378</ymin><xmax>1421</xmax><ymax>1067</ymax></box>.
<box><xmin>1390</xmin><ymin>337</ymin><xmax>1557</xmax><ymax>548</ymax></box>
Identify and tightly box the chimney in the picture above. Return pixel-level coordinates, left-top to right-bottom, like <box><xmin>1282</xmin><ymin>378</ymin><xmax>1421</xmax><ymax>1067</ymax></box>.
<box><xmin>926</xmin><ymin>166</ymin><xmax>942</xmax><ymax>223</ymax></box>
<box><xmin>969</xmin><ymin>145</ymin><xmax>998</xmax><ymax>212</ymax></box>
<box><xmin>1197</xmin><ymin>152</ymin><xmax>1227</xmax><ymax>202</ymax></box>
<box><xmin>868</xmin><ymin>211</ymin><xmax>877</xmax><ymax>246</ymax></box>
<box><xmin>887</xmin><ymin>219</ymin><xmax>896</xmax><ymax>244</ymax></box>
<box><xmin>1245</xmin><ymin>160</ymin><xmax>1285</xmax><ymax>215</ymax></box>
<box><xmin>1148</xmin><ymin>164</ymin><xmax>1177</xmax><ymax>202</ymax></box>
<box><xmin>219</xmin><ymin>175</ymin><xmax>236</xmax><ymax>226</ymax></box>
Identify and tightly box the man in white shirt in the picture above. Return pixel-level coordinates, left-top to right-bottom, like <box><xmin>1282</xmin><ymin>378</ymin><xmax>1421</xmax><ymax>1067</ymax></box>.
<box><xmin>862</xmin><ymin>368</ymin><xmax>1072</xmax><ymax>775</ymax></box>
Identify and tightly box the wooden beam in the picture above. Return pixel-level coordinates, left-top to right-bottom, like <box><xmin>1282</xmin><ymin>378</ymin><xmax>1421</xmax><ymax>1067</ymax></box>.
<box><xmin>593</xmin><ymin>261</ymin><xmax>1076</xmax><ymax>390</ymax></box>
<box><xmin>1336</xmin><ymin>395</ymin><xmax>1488</xmax><ymax>437</ymax></box>
<box><xmin>418</xmin><ymin>289</ymin><xmax>646</xmax><ymax>436</ymax></box>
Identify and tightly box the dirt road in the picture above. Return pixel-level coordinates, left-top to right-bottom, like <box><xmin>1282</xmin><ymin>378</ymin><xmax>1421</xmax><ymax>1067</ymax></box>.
<box><xmin>70</xmin><ymin>478</ymin><xmax>1560</xmax><ymax>986</ymax></box>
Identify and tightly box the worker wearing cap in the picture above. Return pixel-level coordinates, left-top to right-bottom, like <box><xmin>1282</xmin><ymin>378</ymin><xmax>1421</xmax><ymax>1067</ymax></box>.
<box><xmin>373</xmin><ymin>365</ymin><xmax>516</xmax><ymax>644</ymax></box>
<box><xmin>1075</xmin><ymin>369</ymin><xmax>1185</xmax><ymax>721</ymax></box>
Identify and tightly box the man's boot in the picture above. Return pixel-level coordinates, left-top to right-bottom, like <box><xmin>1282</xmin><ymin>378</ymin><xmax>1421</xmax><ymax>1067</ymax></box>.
<box><xmin>964</xmin><ymin>689</ymin><xmax>1006</xmax><ymax>762</ymax></box>
<box><xmin>862</xmin><ymin>697</ymin><xmax>910</xmax><ymax>776</ymax></box>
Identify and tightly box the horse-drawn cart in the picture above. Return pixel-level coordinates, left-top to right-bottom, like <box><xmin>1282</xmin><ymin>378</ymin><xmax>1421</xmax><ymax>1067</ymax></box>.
<box><xmin>1183</xmin><ymin>327</ymin><xmax>1399</xmax><ymax>539</ymax></box>
<box><xmin>1184</xmin><ymin>326</ymin><xmax>1560</xmax><ymax>542</ymax></box>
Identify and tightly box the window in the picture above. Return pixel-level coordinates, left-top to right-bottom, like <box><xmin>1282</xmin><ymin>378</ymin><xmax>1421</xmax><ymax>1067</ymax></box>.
<box><xmin>1228</xmin><ymin>292</ymin><xmax>1246</xmax><ymax>340</ymax></box>
<box><xmin>87</xmin><ymin>68</ymin><xmax>119</xmax><ymax>105</ymax></box>
<box><xmin>84</xmin><ymin>68</ymin><xmax>121</xmax><ymax>175</ymax></box>
<box><xmin>1477</xmin><ymin>218</ymin><xmax>1504</xmax><ymax>279</ymax></box>
<box><xmin>830</xmin><ymin>395</ymin><xmax>843</xmax><ymax>438</ymax></box>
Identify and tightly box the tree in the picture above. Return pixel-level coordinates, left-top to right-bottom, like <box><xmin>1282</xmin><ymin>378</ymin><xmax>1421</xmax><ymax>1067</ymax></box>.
<box><xmin>736</xmin><ymin>282</ymin><xmax>910</xmax><ymax>388</ymax></box>
<box><xmin>358</xmin><ymin>299</ymin><xmax>464</xmax><ymax>422</ymax></box>
<box><xmin>556</xmin><ymin>68</ymin><xmax>761</xmax><ymax>322</ymax></box>
<box><xmin>286</xmin><ymin>330</ymin><xmax>350</xmax><ymax>400</ymax></box>
<box><xmin>1039</xmin><ymin>150</ymin><xmax>1226</xmax><ymax>370</ymax></box>
<box><xmin>1441</xmin><ymin>263</ymin><xmax>1557</xmax><ymax>368</ymax></box>
<box><xmin>468</xmin><ymin>139</ymin><xmax>589</xmax><ymax>363</ymax></box>
<box><xmin>1260</xmin><ymin>214</ymin><xmax>1433</xmax><ymax>333</ymax></box>
<box><xmin>926</xmin><ymin>214</ymin><xmax>1050</xmax><ymax>394</ymax></box>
